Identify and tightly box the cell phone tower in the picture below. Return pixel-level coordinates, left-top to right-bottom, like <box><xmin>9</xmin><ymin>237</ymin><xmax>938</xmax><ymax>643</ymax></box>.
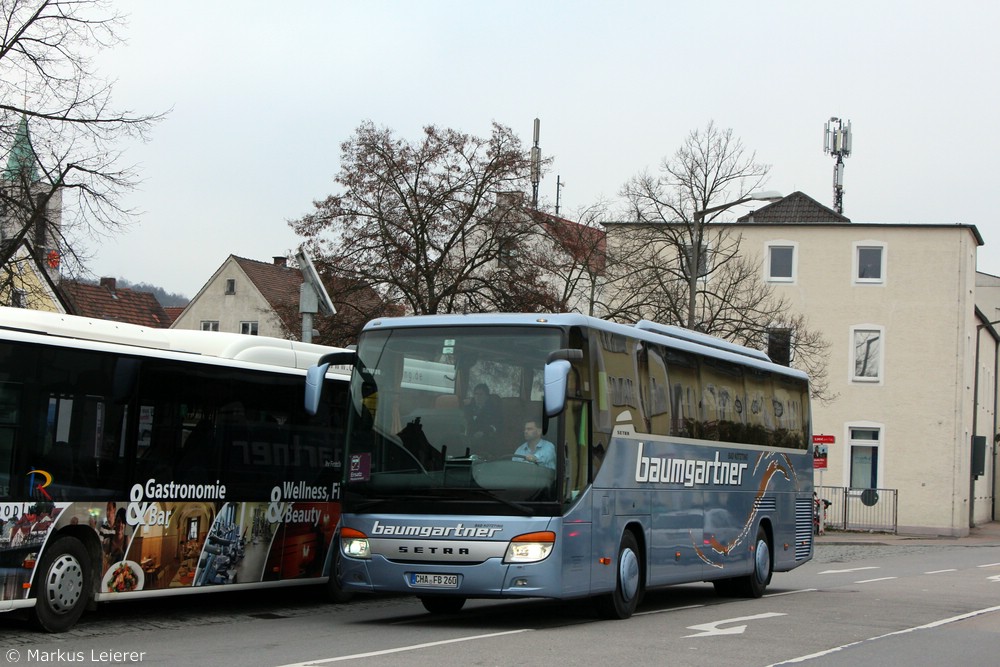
<box><xmin>530</xmin><ymin>118</ymin><xmax>541</xmax><ymax>209</ymax></box>
<box><xmin>823</xmin><ymin>117</ymin><xmax>852</xmax><ymax>214</ymax></box>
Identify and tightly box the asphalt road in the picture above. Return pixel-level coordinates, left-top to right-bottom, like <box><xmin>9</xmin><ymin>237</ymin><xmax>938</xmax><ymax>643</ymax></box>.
<box><xmin>1</xmin><ymin>536</ymin><xmax>998</xmax><ymax>667</ymax></box>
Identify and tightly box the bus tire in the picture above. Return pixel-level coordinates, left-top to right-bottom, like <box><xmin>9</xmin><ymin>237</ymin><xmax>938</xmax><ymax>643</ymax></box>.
<box><xmin>419</xmin><ymin>596</ymin><xmax>466</xmax><ymax>614</ymax></box>
<box><xmin>718</xmin><ymin>525</ymin><xmax>772</xmax><ymax>599</ymax></box>
<box><xmin>594</xmin><ymin>531</ymin><xmax>642</xmax><ymax>619</ymax></box>
<box><xmin>324</xmin><ymin>546</ymin><xmax>353</xmax><ymax>604</ymax></box>
<box><xmin>31</xmin><ymin>536</ymin><xmax>92</xmax><ymax>633</ymax></box>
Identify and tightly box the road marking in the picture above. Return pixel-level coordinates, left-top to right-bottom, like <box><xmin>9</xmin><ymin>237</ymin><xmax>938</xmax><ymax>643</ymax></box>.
<box><xmin>684</xmin><ymin>612</ymin><xmax>786</xmax><ymax>637</ymax></box>
<box><xmin>635</xmin><ymin>603</ymin><xmax>704</xmax><ymax>616</ymax></box>
<box><xmin>274</xmin><ymin>629</ymin><xmax>532</xmax><ymax>666</ymax></box>
<box><xmin>765</xmin><ymin>588</ymin><xmax>817</xmax><ymax>597</ymax></box>
<box><xmin>976</xmin><ymin>562</ymin><xmax>1000</xmax><ymax>568</ymax></box>
<box><xmin>987</xmin><ymin>574</ymin><xmax>1000</xmax><ymax>583</ymax></box>
<box><xmin>925</xmin><ymin>569</ymin><xmax>956</xmax><ymax>574</ymax></box>
<box><xmin>818</xmin><ymin>566</ymin><xmax>879</xmax><ymax>574</ymax></box>
<box><xmin>766</xmin><ymin>604</ymin><xmax>1000</xmax><ymax>666</ymax></box>
<box><xmin>856</xmin><ymin>577</ymin><xmax>897</xmax><ymax>584</ymax></box>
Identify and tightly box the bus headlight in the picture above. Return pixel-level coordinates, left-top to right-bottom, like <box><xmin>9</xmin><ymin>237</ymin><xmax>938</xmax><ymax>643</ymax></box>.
<box><xmin>341</xmin><ymin>527</ymin><xmax>371</xmax><ymax>560</ymax></box>
<box><xmin>503</xmin><ymin>531</ymin><xmax>555</xmax><ymax>564</ymax></box>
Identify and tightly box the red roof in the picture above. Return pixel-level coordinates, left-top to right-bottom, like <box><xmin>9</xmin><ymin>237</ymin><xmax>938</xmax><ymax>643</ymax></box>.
<box><xmin>533</xmin><ymin>211</ymin><xmax>606</xmax><ymax>273</ymax></box>
<box><xmin>231</xmin><ymin>256</ymin><xmax>304</xmax><ymax>332</ymax></box>
<box><xmin>60</xmin><ymin>278</ymin><xmax>171</xmax><ymax>328</ymax></box>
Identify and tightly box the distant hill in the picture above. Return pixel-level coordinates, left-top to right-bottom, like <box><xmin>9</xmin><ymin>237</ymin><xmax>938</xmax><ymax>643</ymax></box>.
<box><xmin>72</xmin><ymin>277</ymin><xmax>189</xmax><ymax>308</ymax></box>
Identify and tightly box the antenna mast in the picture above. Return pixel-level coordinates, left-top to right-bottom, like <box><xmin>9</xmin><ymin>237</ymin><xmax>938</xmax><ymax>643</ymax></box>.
<box><xmin>530</xmin><ymin>118</ymin><xmax>541</xmax><ymax>209</ymax></box>
<box><xmin>823</xmin><ymin>117</ymin><xmax>852</xmax><ymax>214</ymax></box>
<box><xmin>555</xmin><ymin>175</ymin><xmax>565</xmax><ymax>215</ymax></box>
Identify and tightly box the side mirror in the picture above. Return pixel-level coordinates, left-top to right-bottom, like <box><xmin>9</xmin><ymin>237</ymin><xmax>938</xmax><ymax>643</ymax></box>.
<box><xmin>543</xmin><ymin>359</ymin><xmax>571</xmax><ymax>417</ymax></box>
<box><xmin>543</xmin><ymin>348</ymin><xmax>583</xmax><ymax>418</ymax></box>
<box><xmin>304</xmin><ymin>350</ymin><xmax>356</xmax><ymax>415</ymax></box>
<box><xmin>304</xmin><ymin>363</ymin><xmax>330</xmax><ymax>416</ymax></box>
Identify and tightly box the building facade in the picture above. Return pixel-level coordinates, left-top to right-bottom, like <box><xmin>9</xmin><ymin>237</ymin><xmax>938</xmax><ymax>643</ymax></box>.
<box><xmin>603</xmin><ymin>193</ymin><xmax>995</xmax><ymax>536</ymax></box>
<box><xmin>170</xmin><ymin>255</ymin><xmax>302</xmax><ymax>338</ymax></box>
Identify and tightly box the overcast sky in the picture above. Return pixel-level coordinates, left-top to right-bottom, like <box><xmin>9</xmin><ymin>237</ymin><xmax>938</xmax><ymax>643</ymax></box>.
<box><xmin>84</xmin><ymin>0</ymin><xmax>1000</xmax><ymax>299</ymax></box>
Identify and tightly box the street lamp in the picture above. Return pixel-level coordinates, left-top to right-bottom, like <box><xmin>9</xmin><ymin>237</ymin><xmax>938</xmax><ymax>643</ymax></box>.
<box><xmin>692</xmin><ymin>190</ymin><xmax>784</xmax><ymax>222</ymax></box>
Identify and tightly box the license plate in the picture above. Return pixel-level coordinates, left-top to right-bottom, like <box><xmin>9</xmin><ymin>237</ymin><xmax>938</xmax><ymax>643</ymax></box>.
<box><xmin>409</xmin><ymin>573</ymin><xmax>459</xmax><ymax>588</ymax></box>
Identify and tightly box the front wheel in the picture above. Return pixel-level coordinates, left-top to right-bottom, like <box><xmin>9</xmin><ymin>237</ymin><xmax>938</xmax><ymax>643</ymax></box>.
<box><xmin>594</xmin><ymin>531</ymin><xmax>643</xmax><ymax>619</ymax></box>
<box><xmin>323</xmin><ymin>542</ymin><xmax>353</xmax><ymax>604</ymax></box>
<box><xmin>420</xmin><ymin>596</ymin><xmax>466</xmax><ymax>614</ymax></box>
<box><xmin>32</xmin><ymin>536</ymin><xmax>92</xmax><ymax>633</ymax></box>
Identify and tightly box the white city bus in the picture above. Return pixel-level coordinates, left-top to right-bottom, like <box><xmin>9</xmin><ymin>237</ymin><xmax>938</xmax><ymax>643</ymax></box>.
<box><xmin>306</xmin><ymin>313</ymin><xmax>814</xmax><ymax>618</ymax></box>
<box><xmin>0</xmin><ymin>307</ymin><xmax>351</xmax><ymax>631</ymax></box>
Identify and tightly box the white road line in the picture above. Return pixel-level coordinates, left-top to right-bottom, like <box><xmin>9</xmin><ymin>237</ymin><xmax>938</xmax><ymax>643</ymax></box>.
<box><xmin>634</xmin><ymin>603</ymin><xmax>704</xmax><ymax>616</ymax></box>
<box><xmin>766</xmin><ymin>604</ymin><xmax>1000</xmax><ymax>666</ymax></box>
<box><xmin>976</xmin><ymin>562</ymin><xmax>1000</xmax><ymax>568</ymax></box>
<box><xmin>855</xmin><ymin>577</ymin><xmax>897</xmax><ymax>584</ymax></box>
<box><xmin>924</xmin><ymin>569</ymin><xmax>957</xmax><ymax>574</ymax></box>
<box><xmin>765</xmin><ymin>588</ymin><xmax>817</xmax><ymax>597</ymax></box>
<box><xmin>818</xmin><ymin>566</ymin><xmax>879</xmax><ymax>574</ymax></box>
<box><xmin>274</xmin><ymin>629</ymin><xmax>532</xmax><ymax>666</ymax></box>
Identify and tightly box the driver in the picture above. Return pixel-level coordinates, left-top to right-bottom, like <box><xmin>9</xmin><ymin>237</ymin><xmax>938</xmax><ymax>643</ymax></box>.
<box><xmin>512</xmin><ymin>420</ymin><xmax>556</xmax><ymax>470</ymax></box>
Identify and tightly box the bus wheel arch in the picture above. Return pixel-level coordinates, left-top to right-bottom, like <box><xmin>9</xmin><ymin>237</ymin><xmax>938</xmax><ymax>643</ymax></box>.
<box><xmin>594</xmin><ymin>525</ymin><xmax>645</xmax><ymax>620</ymax></box>
<box><xmin>31</xmin><ymin>533</ymin><xmax>96</xmax><ymax>632</ymax></box>
<box><xmin>712</xmin><ymin>521</ymin><xmax>773</xmax><ymax>599</ymax></box>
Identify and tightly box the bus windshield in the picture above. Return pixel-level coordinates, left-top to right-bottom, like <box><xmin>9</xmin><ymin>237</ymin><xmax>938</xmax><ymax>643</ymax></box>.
<box><xmin>343</xmin><ymin>326</ymin><xmax>564</xmax><ymax>514</ymax></box>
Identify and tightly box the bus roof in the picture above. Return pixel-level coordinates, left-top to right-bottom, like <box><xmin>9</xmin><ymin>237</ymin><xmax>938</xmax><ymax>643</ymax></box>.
<box><xmin>0</xmin><ymin>306</ymin><xmax>352</xmax><ymax>373</ymax></box>
<box><xmin>361</xmin><ymin>312</ymin><xmax>808</xmax><ymax>382</ymax></box>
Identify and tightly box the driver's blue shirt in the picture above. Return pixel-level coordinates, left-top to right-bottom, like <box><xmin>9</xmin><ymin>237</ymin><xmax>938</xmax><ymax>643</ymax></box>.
<box><xmin>512</xmin><ymin>439</ymin><xmax>556</xmax><ymax>470</ymax></box>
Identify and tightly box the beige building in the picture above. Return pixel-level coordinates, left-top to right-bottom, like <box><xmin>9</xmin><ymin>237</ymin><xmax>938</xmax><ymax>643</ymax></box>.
<box><xmin>604</xmin><ymin>192</ymin><xmax>996</xmax><ymax>536</ymax></box>
<box><xmin>171</xmin><ymin>255</ymin><xmax>302</xmax><ymax>338</ymax></box>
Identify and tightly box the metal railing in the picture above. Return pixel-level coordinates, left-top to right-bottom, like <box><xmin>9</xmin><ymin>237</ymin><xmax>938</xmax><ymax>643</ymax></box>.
<box><xmin>815</xmin><ymin>486</ymin><xmax>898</xmax><ymax>534</ymax></box>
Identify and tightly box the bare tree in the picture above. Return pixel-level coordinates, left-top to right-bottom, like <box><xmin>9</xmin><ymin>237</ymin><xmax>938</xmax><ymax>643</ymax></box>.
<box><xmin>0</xmin><ymin>0</ymin><xmax>163</xmax><ymax>305</ymax></box>
<box><xmin>290</xmin><ymin>121</ymin><xmax>558</xmax><ymax>316</ymax></box>
<box><xmin>613</xmin><ymin>121</ymin><xmax>833</xmax><ymax>400</ymax></box>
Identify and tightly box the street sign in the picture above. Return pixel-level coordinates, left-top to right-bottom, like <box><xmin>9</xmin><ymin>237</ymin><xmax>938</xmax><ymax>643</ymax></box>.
<box><xmin>812</xmin><ymin>435</ymin><xmax>832</xmax><ymax>469</ymax></box>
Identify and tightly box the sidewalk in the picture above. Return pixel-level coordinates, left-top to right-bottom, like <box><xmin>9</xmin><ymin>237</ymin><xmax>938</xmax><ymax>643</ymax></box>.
<box><xmin>815</xmin><ymin>520</ymin><xmax>1000</xmax><ymax>547</ymax></box>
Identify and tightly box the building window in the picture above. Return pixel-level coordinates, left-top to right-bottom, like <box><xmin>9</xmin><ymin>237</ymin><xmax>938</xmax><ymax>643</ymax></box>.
<box><xmin>854</xmin><ymin>243</ymin><xmax>885</xmax><ymax>284</ymax></box>
<box><xmin>11</xmin><ymin>289</ymin><xmax>25</xmax><ymax>308</ymax></box>
<box><xmin>240</xmin><ymin>321</ymin><xmax>259</xmax><ymax>336</ymax></box>
<box><xmin>201</xmin><ymin>321</ymin><xmax>219</xmax><ymax>332</ymax></box>
<box><xmin>766</xmin><ymin>244</ymin><xmax>795</xmax><ymax>282</ymax></box>
<box><xmin>851</xmin><ymin>326</ymin><xmax>883</xmax><ymax>382</ymax></box>
<box><xmin>848</xmin><ymin>426</ymin><xmax>881</xmax><ymax>489</ymax></box>
<box><xmin>767</xmin><ymin>328</ymin><xmax>792</xmax><ymax>366</ymax></box>
<box><xmin>683</xmin><ymin>243</ymin><xmax>711</xmax><ymax>279</ymax></box>
<box><xmin>225</xmin><ymin>279</ymin><xmax>236</xmax><ymax>295</ymax></box>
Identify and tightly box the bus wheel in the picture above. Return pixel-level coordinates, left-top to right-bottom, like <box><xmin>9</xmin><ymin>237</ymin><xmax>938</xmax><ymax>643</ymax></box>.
<box><xmin>746</xmin><ymin>526</ymin><xmax>773</xmax><ymax>598</ymax></box>
<box><xmin>420</xmin><ymin>596</ymin><xmax>466</xmax><ymax>614</ymax></box>
<box><xmin>720</xmin><ymin>526</ymin><xmax>772</xmax><ymax>599</ymax></box>
<box><xmin>32</xmin><ymin>537</ymin><xmax>92</xmax><ymax>633</ymax></box>
<box><xmin>324</xmin><ymin>546</ymin><xmax>353</xmax><ymax>604</ymax></box>
<box><xmin>594</xmin><ymin>531</ymin><xmax>642</xmax><ymax>619</ymax></box>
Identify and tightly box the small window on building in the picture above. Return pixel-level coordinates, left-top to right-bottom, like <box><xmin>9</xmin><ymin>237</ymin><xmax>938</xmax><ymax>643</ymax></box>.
<box><xmin>240</xmin><ymin>321</ymin><xmax>259</xmax><ymax>336</ymax></box>
<box><xmin>767</xmin><ymin>328</ymin><xmax>792</xmax><ymax>366</ymax></box>
<box><xmin>201</xmin><ymin>321</ymin><xmax>219</xmax><ymax>332</ymax></box>
<box><xmin>225</xmin><ymin>279</ymin><xmax>236</xmax><ymax>295</ymax></box>
<box><xmin>851</xmin><ymin>327</ymin><xmax>882</xmax><ymax>382</ymax></box>
<box><xmin>11</xmin><ymin>289</ymin><xmax>26</xmax><ymax>308</ymax></box>
<box><xmin>767</xmin><ymin>245</ymin><xmax>795</xmax><ymax>282</ymax></box>
<box><xmin>849</xmin><ymin>427</ymin><xmax>881</xmax><ymax>489</ymax></box>
<box><xmin>854</xmin><ymin>243</ymin><xmax>885</xmax><ymax>283</ymax></box>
